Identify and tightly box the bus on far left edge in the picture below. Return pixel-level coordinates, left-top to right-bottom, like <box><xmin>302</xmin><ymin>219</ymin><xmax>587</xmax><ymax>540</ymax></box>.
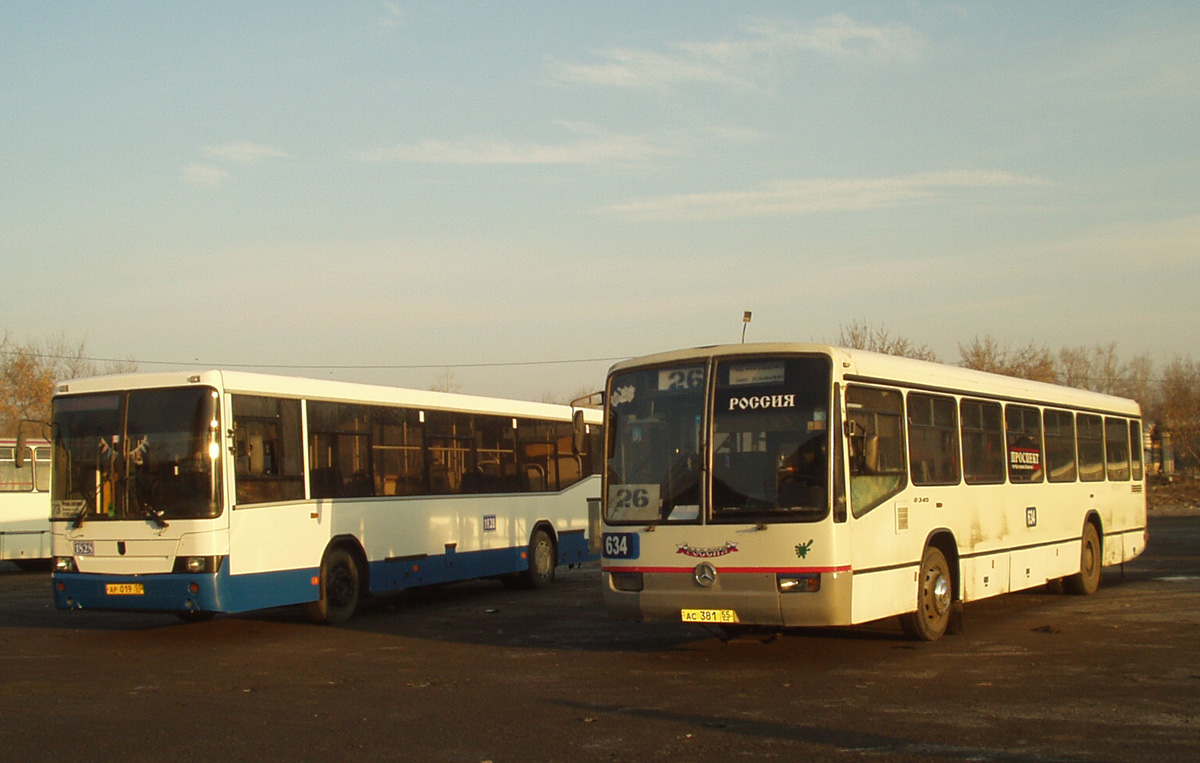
<box><xmin>1</xmin><ymin>437</ymin><xmax>52</xmax><ymax>569</ymax></box>
<box><xmin>50</xmin><ymin>370</ymin><xmax>603</xmax><ymax>623</ymax></box>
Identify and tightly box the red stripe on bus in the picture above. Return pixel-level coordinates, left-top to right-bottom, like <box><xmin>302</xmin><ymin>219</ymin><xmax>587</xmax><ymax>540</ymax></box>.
<box><xmin>602</xmin><ymin>565</ymin><xmax>852</xmax><ymax>575</ymax></box>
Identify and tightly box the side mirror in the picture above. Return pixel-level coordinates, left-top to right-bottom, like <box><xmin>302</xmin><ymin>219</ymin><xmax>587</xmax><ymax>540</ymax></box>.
<box><xmin>572</xmin><ymin>409</ymin><xmax>587</xmax><ymax>454</ymax></box>
<box><xmin>14</xmin><ymin>430</ymin><xmax>26</xmax><ymax>469</ymax></box>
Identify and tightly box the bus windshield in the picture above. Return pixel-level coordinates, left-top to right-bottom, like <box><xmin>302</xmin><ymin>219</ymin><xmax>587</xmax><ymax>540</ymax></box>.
<box><xmin>52</xmin><ymin>386</ymin><xmax>223</xmax><ymax>522</ymax></box>
<box><xmin>711</xmin><ymin>356</ymin><xmax>831</xmax><ymax>523</ymax></box>
<box><xmin>607</xmin><ymin>364</ymin><xmax>706</xmax><ymax>523</ymax></box>
<box><xmin>606</xmin><ymin>355</ymin><xmax>832</xmax><ymax>525</ymax></box>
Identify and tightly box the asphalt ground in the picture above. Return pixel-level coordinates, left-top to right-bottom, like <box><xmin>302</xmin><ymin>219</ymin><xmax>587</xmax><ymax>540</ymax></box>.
<box><xmin>1</xmin><ymin>514</ymin><xmax>1197</xmax><ymax>763</ymax></box>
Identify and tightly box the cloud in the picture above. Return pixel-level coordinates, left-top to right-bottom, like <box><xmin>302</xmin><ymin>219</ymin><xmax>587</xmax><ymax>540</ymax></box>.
<box><xmin>358</xmin><ymin>123</ymin><xmax>675</xmax><ymax>166</ymax></box>
<box><xmin>203</xmin><ymin>142</ymin><xmax>289</xmax><ymax>164</ymax></box>
<box><xmin>180</xmin><ymin>142</ymin><xmax>287</xmax><ymax>187</ymax></box>
<box><xmin>603</xmin><ymin>170</ymin><xmax>1050</xmax><ymax>221</ymax></box>
<box><xmin>181</xmin><ymin>164</ymin><xmax>229</xmax><ymax>188</ymax></box>
<box><xmin>1034</xmin><ymin>212</ymin><xmax>1200</xmax><ymax>270</ymax></box>
<box><xmin>550</xmin><ymin>13</ymin><xmax>928</xmax><ymax>89</ymax></box>
<box><xmin>1043</xmin><ymin>24</ymin><xmax>1200</xmax><ymax>104</ymax></box>
<box><xmin>378</xmin><ymin>2</ymin><xmax>405</xmax><ymax>29</ymax></box>
<box><xmin>745</xmin><ymin>14</ymin><xmax>928</xmax><ymax>64</ymax></box>
<box><xmin>551</xmin><ymin>47</ymin><xmax>748</xmax><ymax>89</ymax></box>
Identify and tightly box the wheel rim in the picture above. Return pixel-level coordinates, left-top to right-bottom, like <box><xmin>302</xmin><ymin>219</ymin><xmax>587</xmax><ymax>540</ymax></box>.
<box><xmin>1083</xmin><ymin>538</ymin><xmax>1097</xmax><ymax>575</ymax></box>
<box><xmin>328</xmin><ymin>563</ymin><xmax>356</xmax><ymax>608</ymax></box>
<box><xmin>920</xmin><ymin>556</ymin><xmax>951</xmax><ymax>627</ymax></box>
<box><xmin>932</xmin><ymin>574</ymin><xmax>951</xmax><ymax>617</ymax></box>
<box><xmin>533</xmin><ymin>539</ymin><xmax>553</xmax><ymax>578</ymax></box>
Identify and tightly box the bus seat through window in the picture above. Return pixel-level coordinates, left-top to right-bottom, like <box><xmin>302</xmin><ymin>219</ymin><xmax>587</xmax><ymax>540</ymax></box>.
<box><xmin>864</xmin><ymin>435</ymin><xmax>880</xmax><ymax>472</ymax></box>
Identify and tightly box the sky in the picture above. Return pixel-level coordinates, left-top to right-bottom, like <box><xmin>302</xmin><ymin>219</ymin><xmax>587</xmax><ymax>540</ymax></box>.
<box><xmin>3</xmin><ymin>2</ymin><xmax>1198</xmax><ymax>401</ymax></box>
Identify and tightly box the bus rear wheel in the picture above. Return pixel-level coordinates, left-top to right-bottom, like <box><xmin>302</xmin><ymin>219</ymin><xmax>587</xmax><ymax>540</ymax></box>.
<box><xmin>520</xmin><ymin>529</ymin><xmax>556</xmax><ymax>589</ymax></box>
<box><xmin>1065</xmin><ymin>523</ymin><xmax>1101</xmax><ymax>596</ymax></box>
<box><xmin>901</xmin><ymin>546</ymin><xmax>953</xmax><ymax>642</ymax></box>
<box><xmin>306</xmin><ymin>546</ymin><xmax>361</xmax><ymax>624</ymax></box>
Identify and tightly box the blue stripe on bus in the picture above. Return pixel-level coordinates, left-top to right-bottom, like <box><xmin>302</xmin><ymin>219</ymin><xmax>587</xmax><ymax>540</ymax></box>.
<box><xmin>53</xmin><ymin>531</ymin><xmax>594</xmax><ymax>615</ymax></box>
<box><xmin>369</xmin><ymin>531</ymin><xmax>591</xmax><ymax>591</ymax></box>
<box><xmin>52</xmin><ymin>563</ymin><xmax>318</xmax><ymax>614</ymax></box>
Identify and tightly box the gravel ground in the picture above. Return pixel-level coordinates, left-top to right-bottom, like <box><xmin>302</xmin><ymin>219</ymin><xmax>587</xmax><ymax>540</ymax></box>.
<box><xmin>1147</xmin><ymin>480</ymin><xmax>1200</xmax><ymax>516</ymax></box>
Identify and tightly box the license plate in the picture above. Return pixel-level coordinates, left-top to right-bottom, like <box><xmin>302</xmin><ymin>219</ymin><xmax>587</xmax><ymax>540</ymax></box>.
<box><xmin>681</xmin><ymin>608</ymin><xmax>738</xmax><ymax>624</ymax></box>
<box><xmin>106</xmin><ymin>583</ymin><xmax>145</xmax><ymax>596</ymax></box>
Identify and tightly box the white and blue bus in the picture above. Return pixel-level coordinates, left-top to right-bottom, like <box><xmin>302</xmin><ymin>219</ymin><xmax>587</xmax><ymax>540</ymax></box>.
<box><xmin>600</xmin><ymin>344</ymin><xmax>1147</xmax><ymax>640</ymax></box>
<box><xmin>1</xmin><ymin>438</ymin><xmax>52</xmax><ymax>568</ymax></box>
<box><xmin>50</xmin><ymin>370</ymin><xmax>602</xmax><ymax>622</ymax></box>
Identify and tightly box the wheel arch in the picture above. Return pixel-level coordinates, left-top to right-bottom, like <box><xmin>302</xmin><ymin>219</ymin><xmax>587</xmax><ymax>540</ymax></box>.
<box><xmin>323</xmin><ymin>534</ymin><xmax>370</xmax><ymax>596</ymax></box>
<box><xmin>1082</xmin><ymin>510</ymin><xmax>1104</xmax><ymax>554</ymax></box>
<box><xmin>530</xmin><ymin>520</ymin><xmax>559</xmax><ymax>556</ymax></box>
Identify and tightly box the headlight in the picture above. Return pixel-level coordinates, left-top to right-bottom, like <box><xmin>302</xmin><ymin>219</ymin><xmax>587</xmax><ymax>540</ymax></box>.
<box><xmin>53</xmin><ymin>557</ymin><xmax>77</xmax><ymax>573</ymax></box>
<box><xmin>173</xmin><ymin>556</ymin><xmax>224</xmax><ymax>574</ymax></box>
<box><xmin>778</xmin><ymin>573</ymin><xmax>821</xmax><ymax>593</ymax></box>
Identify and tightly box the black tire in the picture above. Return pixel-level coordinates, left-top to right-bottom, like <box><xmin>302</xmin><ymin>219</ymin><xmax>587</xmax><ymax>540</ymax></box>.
<box><xmin>1065</xmin><ymin>523</ymin><xmax>1102</xmax><ymax>595</ymax></box>
<box><xmin>900</xmin><ymin>546</ymin><xmax>953</xmax><ymax>642</ymax></box>
<box><xmin>520</xmin><ymin>529</ymin><xmax>556</xmax><ymax>590</ymax></box>
<box><xmin>306</xmin><ymin>546</ymin><xmax>361</xmax><ymax>624</ymax></box>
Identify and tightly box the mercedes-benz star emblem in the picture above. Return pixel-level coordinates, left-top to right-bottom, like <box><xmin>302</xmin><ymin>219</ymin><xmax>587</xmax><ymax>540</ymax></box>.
<box><xmin>693</xmin><ymin>562</ymin><xmax>717</xmax><ymax>588</ymax></box>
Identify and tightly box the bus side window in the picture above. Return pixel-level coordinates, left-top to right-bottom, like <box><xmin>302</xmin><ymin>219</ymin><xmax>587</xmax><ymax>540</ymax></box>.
<box><xmin>1130</xmin><ymin>420</ymin><xmax>1144</xmax><ymax>481</ymax></box>
<box><xmin>34</xmin><ymin>447</ymin><xmax>51</xmax><ymax>492</ymax></box>
<box><xmin>1105</xmin><ymin>417</ymin><xmax>1131</xmax><ymax>481</ymax></box>
<box><xmin>961</xmin><ymin>399</ymin><xmax>1005</xmax><ymax>484</ymax></box>
<box><xmin>1044</xmin><ymin>410</ymin><xmax>1077</xmax><ymax>483</ymax></box>
<box><xmin>1077</xmin><ymin>414</ymin><xmax>1105</xmax><ymax>482</ymax></box>
<box><xmin>846</xmin><ymin>385</ymin><xmax>906</xmax><ymax>518</ymax></box>
<box><xmin>232</xmin><ymin>395</ymin><xmax>305</xmax><ymax>505</ymax></box>
<box><xmin>907</xmin><ymin>393</ymin><xmax>961</xmax><ymax>486</ymax></box>
<box><xmin>1</xmin><ymin>446</ymin><xmax>35</xmax><ymax>492</ymax></box>
<box><xmin>1005</xmin><ymin>404</ymin><xmax>1044</xmax><ymax>484</ymax></box>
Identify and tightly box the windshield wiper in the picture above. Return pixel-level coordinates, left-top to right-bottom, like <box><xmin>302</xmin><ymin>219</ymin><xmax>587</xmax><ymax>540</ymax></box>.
<box><xmin>143</xmin><ymin>506</ymin><xmax>169</xmax><ymax>529</ymax></box>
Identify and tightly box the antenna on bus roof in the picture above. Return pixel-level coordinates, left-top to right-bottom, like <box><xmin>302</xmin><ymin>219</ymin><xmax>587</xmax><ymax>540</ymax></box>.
<box><xmin>741</xmin><ymin>311</ymin><xmax>752</xmax><ymax>343</ymax></box>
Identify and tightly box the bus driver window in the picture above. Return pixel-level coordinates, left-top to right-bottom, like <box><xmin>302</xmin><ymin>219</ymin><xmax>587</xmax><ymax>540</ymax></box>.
<box><xmin>846</xmin><ymin>385</ymin><xmax>907</xmax><ymax>517</ymax></box>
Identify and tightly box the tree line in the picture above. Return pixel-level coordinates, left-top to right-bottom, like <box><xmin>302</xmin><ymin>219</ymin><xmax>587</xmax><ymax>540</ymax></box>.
<box><xmin>3</xmin><ymin>325</ymin><xmax>1198</xmax><ymax>470</ymax></box>
<box><xmin>838</xmin><ymin>320</ymin><xmax>1199</xmax><ymax>469</ymax></box>
<box><xmin>0</xmin><ymin>332</ymin><xmax>136</xmax><ymax>440</ymax></box>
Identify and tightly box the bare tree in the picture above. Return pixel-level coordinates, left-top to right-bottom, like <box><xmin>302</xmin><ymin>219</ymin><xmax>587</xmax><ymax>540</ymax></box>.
<box><xmin>1055</xmin><ymin>343</ymin><xmax>1156</xmax><ymax>411</ymax></box>
<box><xmin>0</xmin><ymin>332</ymin><xmax>136</xmax><ymax>437</ymax></box>
<box><xmin>429</xmin><ymin>369</ymin><xmax>463</xmax><ymax>394</ymax></box>
<box><xmin>0</xmin><ymin>334</ymin><xmax>56</xmax><ymax>437</ymax></box>
<box><xmin>837</xmin><ymin>319</ymin><xmax>939</xmax><ymax>361</ymax></box>
<box><xmin>1057</xmin><ymin>345</ymin><xmax>1093</xmax><ymax>390</ymax></box>
<box><xmin>1160</xmin><ymin>357</ymin><xmax>1200</xmax><ymax>468</ymax></box>
<box><xmin>958</xmin><ymin>335</ymin><xmax>1057</xmax><ymax>383</ymax></box>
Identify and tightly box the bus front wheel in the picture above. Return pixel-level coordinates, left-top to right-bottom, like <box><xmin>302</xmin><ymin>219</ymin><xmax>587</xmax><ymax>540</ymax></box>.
<box><xmin>901</xmin><ymin>546</ymin><xmax>953</xmax><ymax>642</ymax></box>
<box><xmin>1065</xmin><ymin>523</ymin><xmax>1101</xmax><ymax>596</ymax></box>
<box><xmin>306</xmin><ymin>546</ymin><xmax>361</xmax><ymax>624</ymax></box>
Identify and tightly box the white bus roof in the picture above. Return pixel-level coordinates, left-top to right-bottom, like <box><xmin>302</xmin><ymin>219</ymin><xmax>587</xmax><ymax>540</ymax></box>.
<box><xmin>609</xmin><ymin>343</ymin><xmax>1140</xmax><ymax>417</ymax></box>
<box><xmin>53</xmin><ymin>369</ymin><xmax>603</xmax><ymax>424</ymax></box>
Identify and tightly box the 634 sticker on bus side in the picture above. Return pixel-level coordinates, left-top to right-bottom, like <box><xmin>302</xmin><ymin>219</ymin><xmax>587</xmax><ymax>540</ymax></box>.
<box><xmin>602</xmin><ymin>532</ymin><xmax>640</xmax><ymax>560</ymax></box>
